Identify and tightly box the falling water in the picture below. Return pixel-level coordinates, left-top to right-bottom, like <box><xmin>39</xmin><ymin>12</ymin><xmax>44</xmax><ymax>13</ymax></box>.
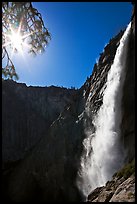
<box><xmin>77</xmin><ymin>22</ymin><xmax>131</xmax><ymax>200</ymax></box>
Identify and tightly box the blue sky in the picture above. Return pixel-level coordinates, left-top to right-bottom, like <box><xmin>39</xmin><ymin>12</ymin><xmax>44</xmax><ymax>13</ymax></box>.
<box><xmin>9</xmin><ymin>2</ymin><xmax>132</xmax><ymax>88</ymax></box>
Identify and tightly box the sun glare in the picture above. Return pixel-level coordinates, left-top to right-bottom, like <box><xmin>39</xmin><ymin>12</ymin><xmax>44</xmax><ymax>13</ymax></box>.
<box><xmin>3</xmin><ymin>22</ymin><xmax>33</xmax><ymax>56</ymax></box>
<box><xmin>9</xmin><ymin>29</ymin><xmax>23</xmax><ymax>52</ymax></box>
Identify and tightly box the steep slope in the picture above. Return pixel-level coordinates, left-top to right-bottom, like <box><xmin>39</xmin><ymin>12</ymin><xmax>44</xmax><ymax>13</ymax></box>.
<box><xmin>121</xmin><ymin>14</ymin><xmax>135</xmax><ymax>163</ymax></box>
<box><xmin>2</xmin><ymin>80</ymin><xmax>77</xmax><ymax>163</ymax></box>
<box><xmin>2</xmin><ymin>9</ymin><xmax>135</xmax><ymax>202</ymax></box>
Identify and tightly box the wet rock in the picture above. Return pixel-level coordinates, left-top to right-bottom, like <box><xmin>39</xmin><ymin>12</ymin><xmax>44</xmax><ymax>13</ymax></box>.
<box><xmin>110</xmin><ymin>175</ymin><xmax>135</xmax><ymax>202</ymax></box>
<box><xmin>88</xmin><ymin>174</ymin><xmax>135</xmax><ymax>202</ymax></box>
<box><xmin>87</xmin><ymin>160</ymin><xmax>135</xmax><ymax>203</ymax></box>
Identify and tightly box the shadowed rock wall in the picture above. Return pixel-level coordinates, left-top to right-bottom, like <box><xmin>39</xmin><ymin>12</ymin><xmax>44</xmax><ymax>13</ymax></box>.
<box><xmin>2</xmin><ymin>81</ymin><xmax>77</xmax><ymax>163</ymax></box>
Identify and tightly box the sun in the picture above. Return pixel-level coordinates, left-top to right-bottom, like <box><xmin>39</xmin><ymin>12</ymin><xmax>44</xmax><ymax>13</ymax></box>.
<box><xmin>9</xmin><ymin>28</ymin><xmax>23</xmax><ymax>53</ymax></box>
<box><xmin>3</xmin><ymin>22</ymin><xmax>33</xmax><ymax>55</ymax></box>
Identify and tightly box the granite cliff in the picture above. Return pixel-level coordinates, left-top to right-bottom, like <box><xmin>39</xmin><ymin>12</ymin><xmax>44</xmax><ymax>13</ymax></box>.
<box><xmin>2</xmin><ymin>81</ymin><xmax>77</xmax><ymax>163</ymax></box>
<box><xmin>2</xmin><ymin>8</ymin><xmax>135</xmax><ymax>202</ymax></box>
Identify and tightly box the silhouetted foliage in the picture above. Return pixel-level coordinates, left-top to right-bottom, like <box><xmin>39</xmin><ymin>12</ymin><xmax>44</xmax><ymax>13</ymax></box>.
<box><xmin>2</xmin><ymin>2</ymin><xmax>51</xmax><ymax>79</ymax></box>
<box><xmin>71</xmin><ymin>86</ymin><xmax>76</xmax><ymax>90</ymax></box>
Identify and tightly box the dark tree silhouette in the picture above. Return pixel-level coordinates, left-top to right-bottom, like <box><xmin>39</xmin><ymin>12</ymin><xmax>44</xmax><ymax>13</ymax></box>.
<box><xmin>2</xmin><ymin>2</ymin><xmax>51</xmax><ymax>79</ymax></box>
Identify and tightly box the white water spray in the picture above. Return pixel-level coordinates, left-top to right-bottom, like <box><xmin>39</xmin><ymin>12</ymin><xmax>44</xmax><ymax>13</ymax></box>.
<box><xmin>77</xmin><ymin>22</ymin><xmax>131</xmax><ymax>199</ymax></box>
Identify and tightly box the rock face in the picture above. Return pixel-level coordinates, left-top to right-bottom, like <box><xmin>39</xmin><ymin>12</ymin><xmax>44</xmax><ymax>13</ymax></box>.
<box><xmin>2</xmin><ymin>8</ymin><xmax>135</xmax><ymax>202</ymax></box>
<box><xmin>2</xmin><ymin>81</ymin><xmax>77</xmax><ymax>162</ymax></box>
<box><xmin>87</xmin><ymin>160</ymin><xmax>135</xmax><ymax>202</ymax></box>
<box><xmin>121</xmin><ymin>11</ymin><xmax>135</xmax><ymax>163</ymax></box>
<box><xmin>87</xmin><ymin>174</ymin><xmax>135</xmax><ymax>202</ymax></box>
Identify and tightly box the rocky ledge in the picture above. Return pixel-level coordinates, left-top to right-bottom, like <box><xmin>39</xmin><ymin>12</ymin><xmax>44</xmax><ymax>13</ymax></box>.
<box><xmin>87</xmin><ymin>160</ymin><xmax>135</xmax><ymax>202</ymax></box>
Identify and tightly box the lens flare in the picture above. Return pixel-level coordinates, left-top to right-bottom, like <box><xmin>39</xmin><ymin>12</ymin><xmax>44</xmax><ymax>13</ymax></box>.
<box><xmin>9</xmin><ymin>27</ymin><xmax>23</xmax><ymax>52</ymax></box>
<box><xmin>3</xmin><ymin>22</ymin><xmax>33</xmax><ymax>56</ymax></box>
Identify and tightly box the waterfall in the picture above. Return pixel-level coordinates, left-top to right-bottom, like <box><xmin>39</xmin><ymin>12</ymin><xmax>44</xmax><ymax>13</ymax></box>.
<box><xmin>77</xmin><ymin>22</ymin><xmax>131</xmax><ymax>200</ymax></box>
